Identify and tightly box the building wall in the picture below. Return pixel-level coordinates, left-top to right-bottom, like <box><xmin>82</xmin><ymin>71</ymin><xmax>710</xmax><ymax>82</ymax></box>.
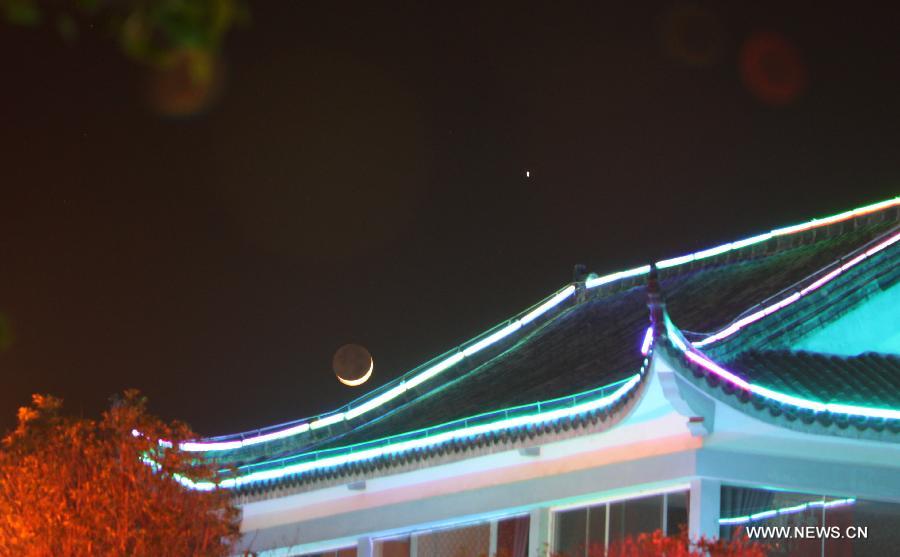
<box><xmin>794</xmin><ymin>280</ymin><xmax>900</xmax><ymax>356</ymax></box>
<box><xmin>237</xmin><ymin>351</ymin><xmax>900</xmax><ymax>556</ymax></box>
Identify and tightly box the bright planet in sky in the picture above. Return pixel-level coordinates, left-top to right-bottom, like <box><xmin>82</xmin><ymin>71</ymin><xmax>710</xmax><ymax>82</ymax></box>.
<box><xmin>332</xmin><ymin>344</ymin><xmax>374</xmax><ymax>386</ymax></box>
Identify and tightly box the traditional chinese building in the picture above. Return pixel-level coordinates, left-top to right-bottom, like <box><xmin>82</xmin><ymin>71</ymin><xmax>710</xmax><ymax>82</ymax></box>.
<box><xmin>189</xmin><ymin>197</ymin><xmax>900</xmax><ymax>557</ymax></box>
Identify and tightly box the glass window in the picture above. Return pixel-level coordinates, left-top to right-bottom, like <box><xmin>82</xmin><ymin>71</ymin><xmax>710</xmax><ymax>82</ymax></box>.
<box><xmin>554</xmin><ymin>508</ymin><xmax>587</xmax><ymax>557</ymax></box>
<box><xmin>414</xmin><ymin>523</ymin><xmax>490</xmax><ymax>557</ymax></box>
<box><xmin>626</xmin><ymin>494</ymin><xmax>664</xmax><ymax>537</ymax></box>
<box><xmin>553</xmin><ymin>490</ymin><xmax>685</xmax><ymax>556</ymax></box>
<box><xmin>609</xmin><ymin>494</ymin><xmax>664</xmax><ymax>546</ymax></box>
<box><xmin>586</xmin><ymin>504</ymin><xmax>606</xmax><ymax>553</ymax></box>
<box><xmin>302</xmin><ymin>549</ymin><xmax>356</xmax><ymax>557</ymax></box>
<box><xmin>666</xmin><ymin>491</ymin><xmax>689</xmax><ymax>536</ymax></box>
<box><xmin>497</xmin><ymin>515</ymin><xmax>530</xmax><ymax>557</ymax></box>
<box><xmin>720</xmin><ymin>486</ymin><xmax>824</xmax><ymax>556</ymax></box>
<box><xmin>720</xmin><ymin>486</ymin><xmax>900</xmax><ymax>556</ymax></box>
<box><xmin>374</xmin><ymin>537</ymin><xmax>410</xmax><ymax>557</ymax></box>
<box><xmin>825</xmin><ymin>498</ymin><xmax>900</xmax><ymax>557</ymax></box>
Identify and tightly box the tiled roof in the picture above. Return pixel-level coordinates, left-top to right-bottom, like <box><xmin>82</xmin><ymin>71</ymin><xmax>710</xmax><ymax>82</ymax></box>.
<box><xmin>233</xmin><ymin>377</ymin><xmax>647</xmax><ymax>497</ymax></box>
<box><xmin>196</xmin><ymin>200</ymin><xmax>899</xmax><ymax>494</ymax></box>
<box><xmin>695</xmin><ymin>225</ymin><xmax>900</xmax><ymax>361</ymax></box>
<box><xmin>732</xmin><ymin>350</ymin><xmax>900</xmax><ymax>410</ymax></box>
<box><xmin>661</xmin><ymin>343</ymin><xmax>900</xmax><ymax>437</ymax></box>
<box><xmin>659</xmin><ymin>220</ymin><xmax>900</xmax><ymax>437</ymax></box>
<box><xmin>663</xmin><ymin>217</ymin><xmax>898</xmax><ymax>335</ymax></box>
<box><xmin>311</xmin><ymin>287</ymin><xmax>648</xmax><ymax>452</ymax></box>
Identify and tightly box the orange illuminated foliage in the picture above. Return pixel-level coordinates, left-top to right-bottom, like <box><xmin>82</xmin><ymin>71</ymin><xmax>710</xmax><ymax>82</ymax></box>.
<box><xmin>0</xmin><ymin>390</ymin><xmax>240</xmax><ymax>557</ymax></box>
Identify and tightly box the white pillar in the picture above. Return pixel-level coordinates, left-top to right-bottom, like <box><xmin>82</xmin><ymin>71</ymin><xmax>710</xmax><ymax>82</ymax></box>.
<box><xmin>409</xmin><ymin>533</ymin><xmax>418</xmax><ymax>557</ymax></box>
<box><xmin>489</xmin><ymin>519</ymin><xmax>498</xmax><ymax>557</ymax></box>
<box><xmin>528</xmin><ymin>507</ymin><xmax>551</xmax><ymax>557</ymax></box>
<box><xmin>689</xmin><ymin>478</ymin><xmax>721</xmax><ymax>541</ymax></box>
<box><xmin>357</xmin><ymin>536</ymin><xmax>374</xmax><ymax>557</ymax></box>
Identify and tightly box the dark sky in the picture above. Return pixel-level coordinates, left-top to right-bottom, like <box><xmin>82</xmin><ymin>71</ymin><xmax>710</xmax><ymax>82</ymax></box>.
<box><xmin>1</xmin><ymin>3</ymin><xmax>898</xmax><ymax>436</ymax></box>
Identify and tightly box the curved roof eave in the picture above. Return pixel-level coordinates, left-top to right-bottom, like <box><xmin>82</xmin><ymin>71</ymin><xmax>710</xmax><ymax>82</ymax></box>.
<box><xmin>659</xmin><ymin>309</ymin><xmax>900</xmax><ymax>440</ymax></box>
<box><xmin>188</xmin><ymin>364</ymin><xmax>652</xmax><ymax>495</ymax></box>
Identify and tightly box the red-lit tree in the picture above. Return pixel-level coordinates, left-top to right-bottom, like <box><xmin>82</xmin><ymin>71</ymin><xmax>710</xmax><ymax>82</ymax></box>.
<box><xmin>550</xmin><ymin>526</ymin><xmax>767</xmax><ymax>557</ymax></box>
<box><xmin>0</xmin><ymin>390</ymin><xmax>240</xmax><ymax>556</ymax></box>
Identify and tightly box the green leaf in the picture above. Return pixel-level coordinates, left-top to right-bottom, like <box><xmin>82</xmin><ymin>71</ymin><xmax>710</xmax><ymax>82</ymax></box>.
<box><xmin>3</xmin><ymin>0</ymin><xmax>42</xmax><ymax>26</ymax></box>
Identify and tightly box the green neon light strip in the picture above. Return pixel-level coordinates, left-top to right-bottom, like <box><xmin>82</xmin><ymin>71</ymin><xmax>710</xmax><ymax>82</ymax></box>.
<box><xmin>182</xmin><ymin>373</ymin><xmax>643</xmax><ymax>490</ymax></box>
<box><xmin>184</xmin><ymin>196</ymin><xmax>898</xmax><ymax>452</ymax></box>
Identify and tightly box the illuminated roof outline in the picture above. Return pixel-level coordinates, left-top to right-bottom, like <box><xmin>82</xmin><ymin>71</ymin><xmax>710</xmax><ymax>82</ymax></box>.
<box><xmin>183</xmin><ymin>196</ymin><xmax>899</xmax><ymax>454</ymax></box>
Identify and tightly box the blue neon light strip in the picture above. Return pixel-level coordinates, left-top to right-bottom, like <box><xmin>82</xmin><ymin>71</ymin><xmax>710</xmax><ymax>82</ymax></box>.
<box><xmin>182</xmin><ymin>196</ymin><xmax>899</xmax><ymax>452</ymax></box>
<box><xmin>719</xmin><ymin>498</ymin><xmax>856</xmax><ymax>525</ymax></box>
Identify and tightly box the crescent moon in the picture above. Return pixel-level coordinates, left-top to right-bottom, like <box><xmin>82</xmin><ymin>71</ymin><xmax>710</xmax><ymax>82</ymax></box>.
<box><xmin>337</xmin><ymin>357</ymin><xmax>373</xmax><ymax>387</ymax></box>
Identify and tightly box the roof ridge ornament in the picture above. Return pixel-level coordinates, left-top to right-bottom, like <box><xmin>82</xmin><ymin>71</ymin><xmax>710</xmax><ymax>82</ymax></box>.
<box><xmin>646</xmin><ymin>264</ymin><xmax>667</xmax><ymax>339</ymax></box>
<box><xmin>573</xmin><ymin>263</ymin><xmax>589</xmax><ymax>283</ymax></box>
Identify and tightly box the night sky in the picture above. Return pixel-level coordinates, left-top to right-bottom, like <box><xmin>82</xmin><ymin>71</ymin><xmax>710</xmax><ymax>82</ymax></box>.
<box><xmin>1</xmin><ymin>3</ymin><xmax>898</xmax><ymax>437</ymax></box>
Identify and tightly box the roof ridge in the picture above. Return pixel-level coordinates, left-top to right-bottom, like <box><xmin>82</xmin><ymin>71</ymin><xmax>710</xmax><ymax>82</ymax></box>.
<box><xmin>691</xmin><ymin>226</ymin><xmax>900</xmax><ymax>351</ymax></box>
<box><xmin>650</xmin><ymin>196</ymin><xmax>899</xmax><ymax>281</ymax></box>
<box><xmin>183</xmin><ymin>283</ymin><xmax>579</xmax><ymax>451</ymax></box>
<box><xmin>290</xmin><ymin>298</ymin><xmax>588</xmax><ymax>454</ymax></box>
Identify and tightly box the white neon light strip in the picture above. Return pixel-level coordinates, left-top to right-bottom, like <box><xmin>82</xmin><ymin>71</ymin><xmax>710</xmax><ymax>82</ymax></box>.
<box><xmin>343</xmin><ymin>287</ymin><xmax>579</xmax><ymax>422</ymax></box>
<box><xmin>374</xmin><ymin>510</ymin><xmax>531</xmax><ymax>543</ymax></box>
<box><xmin>256</xmin><ymin>541</ymin><xmax>359</xmax><ymax>557</ymax></box>
<box><xmin>693</xmin><ymin>229</ymin><xmax>900</xmax><ymax>348</ymax></box>
<box><xmin>308</xmin><ymin>412</ymin><xmax>344</xmax><ymax>430</ymax></box>
<box><xmin>719</xmin><ymin>498</ymin><xmax>856</xmax><ymax>525</ymax></box>
<box><xmin>668</xmin><ymin>321</ymin><xmax>900</xmax><ymax>420</ymax></box>
<box><xmin>256</xmin><ymin>511</ymin><xmax>534</xmax><ymax>557</ymax></box>
<box><xmin>585</xmin><ymin>265</ymin><xmax>651</xmax><ymax>289</ymax></box>
<box><xmin>345</xmin><ymin>384</ymin><xmax>408</xmax><ymax>420</ymax></box>
<box><xmin>551</xmin><ymin>483</ymin><xmax>691</xmax><ymax>513</ymax></box>
<box><xmin>178</xmin><ymin>421</ymin><xmax>313</xmax><ymax>452</ymax></box>
<box><xmin>181</xmin><ymin>285</ymin><xmax>576</xmax><ymax>451</ymax></box>
<box><xmin>181</xmin><ymin>374</ymin><xmax>641</xmax><ymax>490</ymax></box>
<box><xmin>404</xmin><ymin>352</ymin><xmax>464</xmax><ymax>391</ymax></box>
<box><xmin>522</xmin><ymin>285</ymin><xmax>577</xmax><ymax>325</ymax></box>
<box><xmin>640</xmin><ymin>326</ymin><xmax>653</xmax><ymax>356</ymax></box>
<box><xmin>182</xmin><ymin>197</ymin><xmax>898</xmax><ymax>452</ymax></box>
<box><xmin>462</xmin><ymin>321</ymin><xmax>522</xmax><ymax>357</ymax></box>
<box><xmin>658</xmin><ymin>197</ymin><xmax>899</xmax><ymax>270</ymax></box>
